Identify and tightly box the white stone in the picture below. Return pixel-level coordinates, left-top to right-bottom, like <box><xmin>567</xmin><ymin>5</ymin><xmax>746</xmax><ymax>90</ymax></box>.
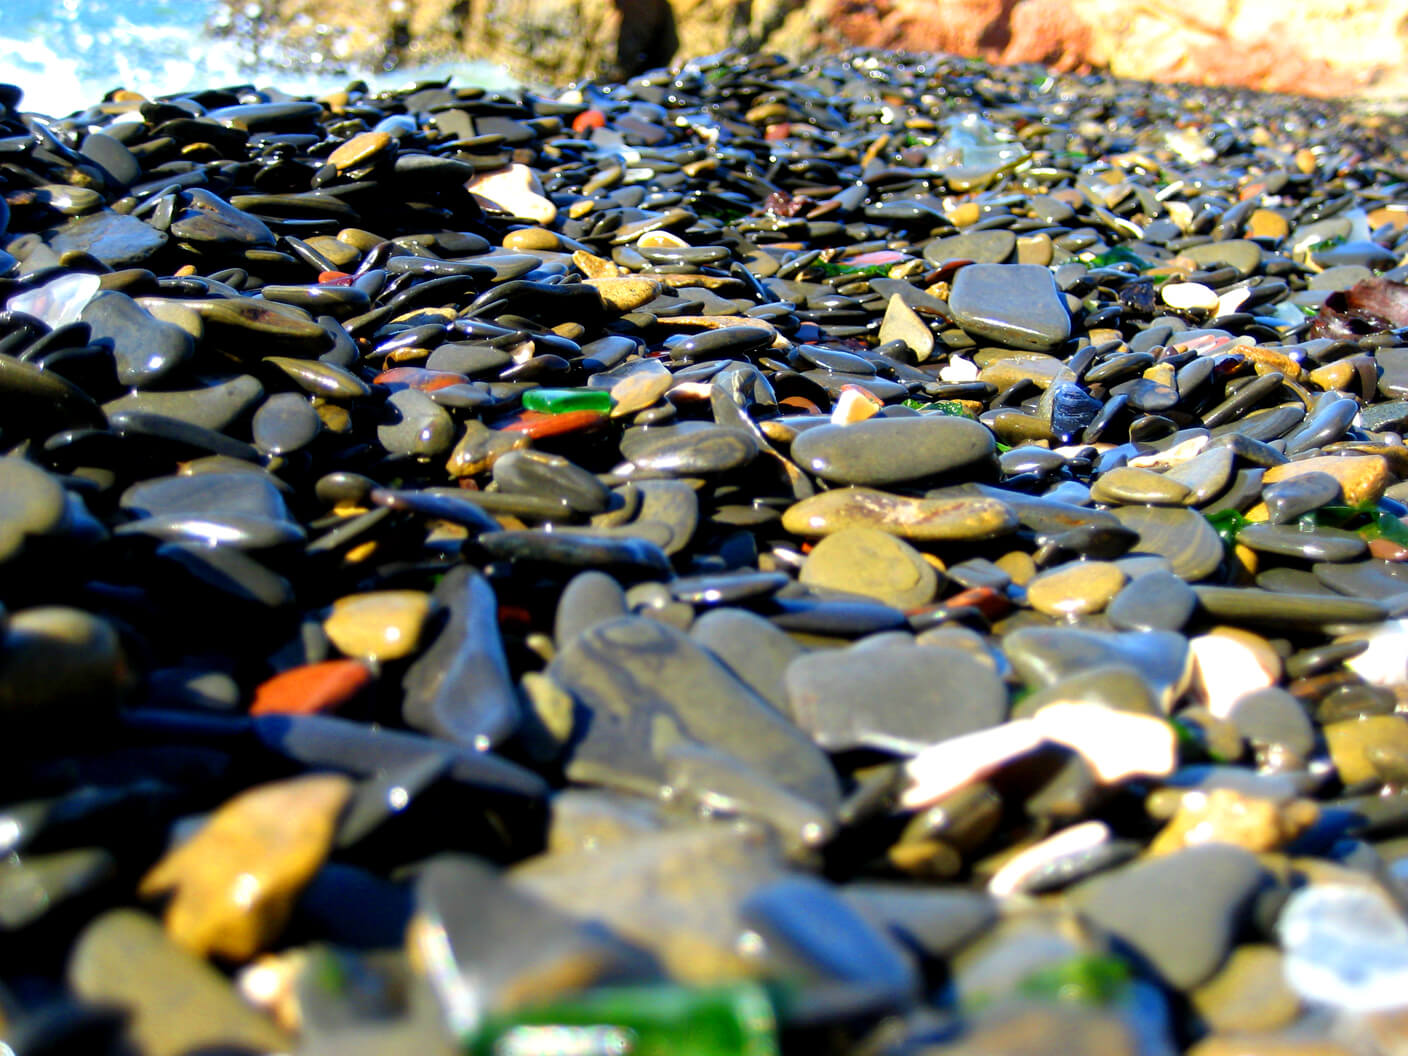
<box><xmin>1342</xmin><ymin>619</ymin><xmax>1408</xmax><ymax>689</ymax></box>
<box><xmin>1161</xmin><ymin>281</ymin><xmax>1220</xmax><ymax>312</ymax></box>
<box><xmin>1031</xmin><ymin>702</ymin><xmax>1178</xmax><ymax>784</ymax></box>
<box><xmin>988</xmin><ymin>820</ymin><xmax>1111</xmax><ymax>897</ymax></box>
<box><xmin>1128</xmin><ymin>433</ymin><xmax>1209</xmax><ymax>470</ymax></box>
<box><xmin>1189</xmin><ymin>630</ymin><xmax>1279</xmax><ymax>718</ymax></box>
<box><xmin>901</xmin><ymin>720</ymin><xmax>1044</xmax><ymax>809</ymax></box>
<box><xmin>1216</xmin><ymin>286</ymin><xmax>1250</xmax><ymax>317</ymax></box>
<box><xmin>938</xmin><ymin>357</ymin><xmax>978</xmax><ymax>383</ymax></box>
<box><xmin>467</xmin><ymin>163</ymin><xmax>557</xmax><ymax>224</ymax></box>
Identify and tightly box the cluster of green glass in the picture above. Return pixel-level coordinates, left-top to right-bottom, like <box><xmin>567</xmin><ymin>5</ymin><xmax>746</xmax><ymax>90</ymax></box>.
<box><xmin>1079</xmin><ymin>245</ymin><xmax>1150</xmax><ymax>271</ymax></box>
<box><xmin>812</xmin><ymin>260</ymin><xmax>894</xmax><ymax>278</ymax></box>
<box><xmin>1204</xmin><ymin>503</ymin><xmax>1408</xmax><ymax>548</ymax></box>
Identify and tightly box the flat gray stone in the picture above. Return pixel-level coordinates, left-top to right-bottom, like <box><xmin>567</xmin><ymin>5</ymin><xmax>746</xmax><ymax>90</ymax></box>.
<box><xmin>550</xmin><ymin>616</ymin><xmax>841</xmax><ymax>809</ymax></box>
<box><xmin>785</xmin><ymin>643</ymin><xmax>1007</xmax><ymax>753</ymax></box>
<box><xmin>791</xmin><ymin>415</ymin><xmax>995</xmax><ymax>486</ymax></box>
<box><xmin>948</xmin><ymin>263</ymin><xmax>1071</xmax><ymax>352</ymax></box>
<box><xmin>1069</xmin><ymin>845</ymin><xmax>1266</xmax><ymax>990</ymax></box>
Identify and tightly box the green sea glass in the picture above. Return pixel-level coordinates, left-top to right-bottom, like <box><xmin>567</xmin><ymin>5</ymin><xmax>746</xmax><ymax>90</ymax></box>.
<box><xmin>522</xmin><ymin>388</ymin><xmax>615</xmax><ymax>415</ymax></box>
<box><xmin>465</xmin><ymin>983</ymin><xmax>781</xmax><ymax>1056</ymax></box>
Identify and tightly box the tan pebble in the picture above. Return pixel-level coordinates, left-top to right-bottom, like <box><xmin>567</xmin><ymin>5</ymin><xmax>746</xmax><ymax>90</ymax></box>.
<box><xmin>1162</xmin><ymin>281</ymin><xmax>1219</xmax><ymax>312</ymax></box>
<box><xmin>1246</xmin><ymin>209</ymin><xmax>1290</xmax><ymax>240</ymax></box>
<box><xmin>1148</xmin><ymin>787</ymin><xmax>1318</xmax><ymax>856</ymax></box>
<box><xmin>586</xmin><ymin>276</ymin><xmax>661</xmax><ymax>313</ymax></box>
<box><xmin>1308</xmin><ymin>359</ymin><xmax>1356</xmax><ymax>392</ymax></box>
<box><xmin>503</xmin><ymin>227</ymin><xmax>561</xmax><ymax>251</ymax></box>
<box><xmin>637</xmin><ymin>230</ymin><xmax>689</xmax><ymax>248</ymax></box>
<box><xmin>572</xmin><ymin>249</ymin><xmax>619</xmax><ymax>278</ymax></box>
<box><xmin>946</xmin><ymin>201</ymin><xmax>981</xmax><ymax>227</ymax></box>
<box><xmin>782</xmin><ymin>487</ymin><xmax>1017</xmax><ymax>541</ymax></box>
<box><xmin>1242</xmin><ymin>346</ymin><xmax>1305</xmax><ymax>380</ymax></box>
<box><xmin>446</xmin><ymin>421</ymin><xmax>527</xmax><ymax>477</ymax></box>
<box><xmin>1368</xmin><ymin>205</ymin><xmax>1408</xmax><ymax>233</ymax></box>
<box><xmin>139</xmin><ymin>775</ymin><xmax>353</xmax><ymax>961</ymax></box>
<box><xmin>328</xmin><ymin>130</ymin><xmax>391</xmax><ymax>172</ymax></box>
<box><xmin>1128</xmin><ymin>433</ymin><xmax>1209</xmax><ymax>470</ymax></box>
<box><xmin>1015</xmin><ymin>233</ymin><xmax>1053</xmax><ymax>267</ymax></box>
<box><xmin>799</xmin><ymin>528</ymin><xmax>938</xmax><ymax>610</ymax></box>
<box><xmin>1189</xmin><ymin>945</ymin><xmax>1301</xmax><ymax>1035</ymax></box>
<box><xmin>323</xmin><ymin>589</ymin><xmax>433</xmax><ymax>661</ymax></box>
<box><xmin>467</xmin><ymin>163</ymin><xmax>556</xmax><ymax>224</ymax></box>
<box><xmin>994</xmin><ymin>549</ymin><xmax>1036</xmax><ymax>586</ymax></box>
<box><xmin>1263</xmin><ymin>454</ymin><xmax>1390</xmax><ymax>507</ymax></box>
<box><xmin>336</xmin><ymin>227</ymin><xmax>385</xmax><ymax>252</ymax></box>
<box><xmin>1325</xmin><ymin>714</ymin><xmax>1408</xmax><ymax>785</ymax></box>
<box><xmin>1025</xmin><ymin>560</ymin><xmax>1125</xmax><ymax>618</ymax></box>
<box><xmin>1141</xmin><ymin>361</ymin><xmax>1177</xmax><ymax>388</ymax></box>
<box><xmin>1090</xmin><ymin>465</ymin><xmax>1192</xmax><ymax>506</ymax></box>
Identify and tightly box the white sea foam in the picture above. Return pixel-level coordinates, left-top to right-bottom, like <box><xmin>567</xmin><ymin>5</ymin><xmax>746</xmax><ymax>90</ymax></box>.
<box><xmin>0</xmin><ymin>0</ymin><xmax>512</xmax><ymax>119</ymax></box>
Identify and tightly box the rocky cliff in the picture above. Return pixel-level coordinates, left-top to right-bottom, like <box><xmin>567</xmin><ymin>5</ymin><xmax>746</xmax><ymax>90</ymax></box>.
<box><xmin>222</xmin><ymin>0</ymin><xmax>1408</xmax><ymax>98</ymax></box>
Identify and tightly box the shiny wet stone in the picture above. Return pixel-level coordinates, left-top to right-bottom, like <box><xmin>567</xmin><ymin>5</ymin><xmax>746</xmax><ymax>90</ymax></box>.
<box><xmin>948</xmin><ymin>263</ymin><xmax>1071</xmax><ymax>352</ymax></box>
<box><xmin>785</xmin><ymin>643</ymin><xmax>1006</xmax><ymax>754</ymax></box>
<box><xmin>549</xmin><ymin>616</ymin><xmax>840</xmax><ymax>810</ymax></box>
<box><xmin>790</xmin><ymin>415</ymin><xmax>994</xmax><ymax>486</ymax></box>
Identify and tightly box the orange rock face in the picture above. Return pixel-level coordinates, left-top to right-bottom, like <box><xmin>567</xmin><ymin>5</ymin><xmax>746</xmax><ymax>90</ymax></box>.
<box><xmin>227</xmin><ymin>0</ymin><xmax>1408</xmax><ymax>98</ymax></box>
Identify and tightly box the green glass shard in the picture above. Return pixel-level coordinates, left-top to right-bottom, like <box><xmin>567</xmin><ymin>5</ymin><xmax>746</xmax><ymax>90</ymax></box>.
<box><xmin>1017</xmin><ymin>954</ymin><xmax>1131</xmax><ymax>1007</ymax></box>
<box><xmin>465</xmin><ymin>983</ymin><xmax>781</xmax><ymax>1056</ymax></box>
<box><xmin>522</xmin><ymin>388</ymin><xmax>615</xmax><ymax>415</ymax></box>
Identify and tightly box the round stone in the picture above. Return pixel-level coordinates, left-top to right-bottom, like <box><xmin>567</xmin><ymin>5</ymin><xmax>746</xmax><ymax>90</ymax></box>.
<box><xmin>800</xmin><ymin>528</ymin><xmax>940</xmax><ymax>610</ymax></box>
<box><xmin>1024</xmin><ymin>560</ymin><xmax>1126</xmax><ymax>617</ymax></box>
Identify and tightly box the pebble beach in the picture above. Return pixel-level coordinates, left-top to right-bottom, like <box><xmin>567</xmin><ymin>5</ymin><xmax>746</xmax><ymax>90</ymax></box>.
<box><xmin>4</xmin><ymin>45</ymin><xmax>1408</xmax><ymax>1056</ymax></box>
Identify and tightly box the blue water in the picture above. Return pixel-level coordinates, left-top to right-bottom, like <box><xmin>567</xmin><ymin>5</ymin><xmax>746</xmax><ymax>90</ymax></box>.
<box><xmin>0</xmin><ymin>0</ymin><xmax>511</xmax><ymax>117</ymax></box>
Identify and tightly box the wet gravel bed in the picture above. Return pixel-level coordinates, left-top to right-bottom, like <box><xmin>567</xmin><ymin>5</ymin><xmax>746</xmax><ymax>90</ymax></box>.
<box><xmin>4</xmin><ymin>49</ymin><xmax>1408</xmax><ymax>1056</ymax></box>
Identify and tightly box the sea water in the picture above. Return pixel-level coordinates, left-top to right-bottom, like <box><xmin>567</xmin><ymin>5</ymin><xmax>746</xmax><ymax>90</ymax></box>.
<box><xmin>0</xmin><ymin>0</ymin><xmax>512</xmax><ymax>118</ymax></box>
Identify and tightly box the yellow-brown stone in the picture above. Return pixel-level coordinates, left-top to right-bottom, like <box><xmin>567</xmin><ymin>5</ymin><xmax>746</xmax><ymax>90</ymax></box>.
<box><xmin>782</xmin><ymin>487</ymin><xmax>1017</xmax><ymax>541</ymax></box>
<box><xmin>327</xmin><ymin>130</ymin><xmax>392</xmax><ymax>172</ymax></box>
<box><xmin>1025</xmin><ymin>560</ymin><xmax>1126</xmax><ymax>617</ymax></box>
<box><xmin>1246</xmin><ymin>209</ymin><xmax>1290</xmax><ymax>240</ymax></box>
<box><xmin>1148</xmin><ymin>787</ymin><xmax>1318</xmax><ymax>856</ymax></box>
<box><xmin>585</xmin><ymin>276</ymin><xmax>661</xmax><ymax>313</ymax></box>
<box><xmin>139</xmin><ymin>775</ymin><xmax>353</xmax><ymax>961</ymax></box>
<box><xmin>323</xmin><ymin>589</ymin><xmax>433</xmax><ymax>661</ymax></box>
<box><xmin>1190</xmin><ymin>945</ymin><xmax>1301</xmax><ymax>1035</ymax></box>
<box><xmin>1262</xmin><ymin>454</ymin><xmax>1391</xmax><ymax>507</ymax></box>
<box><xmin>571</xmin><ymin>249</ymin><xmax>620</xmax><ymax>278</ymax></box>
<box><xmin>503</xmin><ymin>227</ymin><xmax>562</xmax><ymax>251</ymax></box>
<box><xmin>1325</xmin><ymin>714</ymin><xmax>1408</xmax><ymax>785</ymax></box>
